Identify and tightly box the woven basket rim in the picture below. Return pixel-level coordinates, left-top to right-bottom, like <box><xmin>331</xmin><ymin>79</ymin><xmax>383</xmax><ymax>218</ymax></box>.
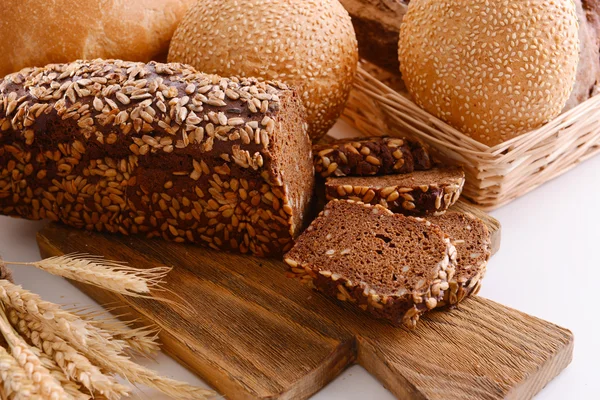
<box><xmin>356</xmin><ymin>64</ymin><xmax>600</xmax><ymax>156</ymax></box>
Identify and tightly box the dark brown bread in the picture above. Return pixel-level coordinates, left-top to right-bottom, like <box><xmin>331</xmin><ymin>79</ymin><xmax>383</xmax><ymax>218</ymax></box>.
<box><xmin>325</xmin><ymin>167</ymin><xmax>464</xmax><ymax>215</ymax></box>
<box><xmin>428</xmin><ymin>211</ymin><xmax>491</xmax><ymax>306</ymax></box>
<box><xmin>339</xmin><ymin>0</ymin><xmax>408</xmax><ymax>73</ymax></box>
<box><xmin>0</xmin><ymin>60</ymin><xmax>314</xmax><ymax>257</ymax></box>
<box><xmin>341</xmin><ymin>0</ymin><xmax>600</xmax><ymax>112</ymax></box>
<box><xmin>313</xmin><ymin>136</ymin><xmax>432</xmax><ymax>178</ymax></box>
<box><xmin>284</xmin><ymin>199</ymin><xmax>457</xmax><ymax>328</ymax></box>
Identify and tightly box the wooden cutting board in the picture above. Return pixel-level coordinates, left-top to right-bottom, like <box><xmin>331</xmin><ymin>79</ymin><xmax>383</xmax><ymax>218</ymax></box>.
<box><xmin>36</xmin><ymin>202</ymin><xmax>573</xmax><ymax>400</ymax></box>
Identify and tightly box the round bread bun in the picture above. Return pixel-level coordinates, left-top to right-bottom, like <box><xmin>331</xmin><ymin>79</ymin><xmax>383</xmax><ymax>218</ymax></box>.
<box><xmin>398</xmin><ymin>0</ymin><xmax>579</xmax><ymax>147</ymax></box>
<box><xmin>168</xmin><ymin>0</ymin><xmax>358</xmax><ymax>141</ymax></box>
<box><xmin>0</xmin><ymin>0</ymin><xmax>195</xmax><ymax>78</ymax></box>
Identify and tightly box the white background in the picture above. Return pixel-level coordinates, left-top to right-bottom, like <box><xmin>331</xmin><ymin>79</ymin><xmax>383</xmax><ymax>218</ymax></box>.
<box><xmin>0</xmin><ymin>120</ymin><xmax>598</xmax><ymax>399</ymax></box>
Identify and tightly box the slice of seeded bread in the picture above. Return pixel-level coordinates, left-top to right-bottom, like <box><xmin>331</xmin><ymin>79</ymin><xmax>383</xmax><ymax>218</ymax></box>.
<box><xmin>313</xmin><ymin>136</ymin><xmax>432</xmax><ymax>178</ymax></box>
<box><xmin>325</xmin><ymin>168</ymin><xmax>465</xmax><ymax>215</ymax></box>
<box><xmin>284</xmin><ymin>199</ymin><xmax>457</xmax><ymax>329</ymax></box>
<box><xmin>428</xmin><ymin>211</ymin><xmax>491</xmax><ymax>306</ymax></box>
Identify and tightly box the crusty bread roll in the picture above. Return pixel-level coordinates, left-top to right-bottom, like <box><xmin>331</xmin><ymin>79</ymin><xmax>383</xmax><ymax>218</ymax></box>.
<box><xmin>168</xmin><ymin>0</ymin><xmax>359</xmax><ymax>141</ymax></box>
<box><xmin>399</xmin><ymin>0</ymin><xmax>580</xmax><ymax>146</ymax></box>
<box><xmin>0</xmin><ymin>0</ymin><xmax>195</xmax><ymax>77</ymax></box>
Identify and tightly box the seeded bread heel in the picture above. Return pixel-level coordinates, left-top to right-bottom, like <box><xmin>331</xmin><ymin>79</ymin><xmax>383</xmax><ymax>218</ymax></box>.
<box><xmin>427</xmin><ymin>211</ymin><xmax>491</xmax><ymax>306</ymax></box>
<box><xmin>325</xmin><ymin>168</ymin><xmax>465</xmax><ymax>215</ymax></box>
<box><xmin>285</xmin><ymin>199</ymin><xmax>457</xmax><ymax>329</ymax></box>
<box><xmin>0</xmin><ymin>60</ymin><xmax>314</xmax><ymax>257</ymax></box>
<box><xmin>313</xmin><ymin>136</ymin><xmax>432</xmax><ymax>178</ymax></box>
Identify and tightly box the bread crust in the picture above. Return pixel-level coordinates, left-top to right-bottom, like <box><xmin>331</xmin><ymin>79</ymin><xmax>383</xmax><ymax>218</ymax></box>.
<box><xmin>427</xmin><ymin>211</ymin><xmax>491</xmax><ymax>306</ymax></box>
<box><xmin>0</xmin><ymin>60</ymin><xmax>314</xmax><ymax>257</ymax></box>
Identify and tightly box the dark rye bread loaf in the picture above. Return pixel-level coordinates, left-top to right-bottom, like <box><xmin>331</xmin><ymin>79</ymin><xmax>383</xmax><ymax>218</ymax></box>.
<box><xmin>313</xmin><ymin>136</ymin><xmax>432</xmax><ymax>178</ymax></box>
<box><xmin>325</xmin><ymin>167</ymin><xmax>464</xmax><ymax>215</ymax></box>
<box><xmin>341</xmin><ymin>0</ymin><xmax>600</xmax><ymax>112</ymax></box>
<box><xmin>428</xmin><ymin>211</ymin><xmax>491</xmax><ymax>306</ymax></box>
<box><xmin>0</xmin><ymin>60</ymin><xmax>314</xmax><ymax>257</ymax></box>
<box><xmin>284</xmin><ymin>199</ymin><xmax>457</xmax><ymax>328</ymax></box>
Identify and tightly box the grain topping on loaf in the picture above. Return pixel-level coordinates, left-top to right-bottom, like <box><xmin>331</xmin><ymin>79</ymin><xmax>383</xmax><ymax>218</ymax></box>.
<box><xmin>285</xmin><ymin>199</ymin><xmax>457</xmax><ymax>328</ymax></box>
<box><xmin>313</xmin><ymin>136</ymin><xmax>432</xmax><ymax>178</ymax></box>
<box><xmin>0</xmin><ymin>59</ymin><xmax>314</xmax><ymax>257</ymax></box>
<box><xmin>325</xmin><ymin>167</ymin><xmax>465</xmax><ymax>215</ymax></box>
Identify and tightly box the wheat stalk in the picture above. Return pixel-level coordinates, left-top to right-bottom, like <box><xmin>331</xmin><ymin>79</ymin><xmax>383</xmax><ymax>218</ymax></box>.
<box><xmin>0</xmin><ymin>281</ymin><xmax>214</xmax><ymax>399</ymax></box>
<box><xmin>0</xmin><ymin>345</ymin><xmax>37</xmax><ymax>400</ymax></box>
<box><xmin>7</xmin><ymin>309</ymin><xmax>129</xmax><ymax>400</ymax></box>
<box><xmin>0</xmin><ymin>281</ymin><xmax>127</xmax><ymax>355</ymax></box>
<box><xmin>7</xmin><ymin>254</ymin><xmax>170</xmax><ymax>297</ymax></box>
<box><xmin>0</xmin><ymin>308</ymin><xmax>68</xmax><ymax>400</ymax></box>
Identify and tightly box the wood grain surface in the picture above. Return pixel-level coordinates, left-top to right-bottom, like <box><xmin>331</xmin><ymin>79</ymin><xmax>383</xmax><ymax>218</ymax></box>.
<box><xmin>36</xmin><ymin>203</ymin><xmax>572</xmax><ymax>400</ymax></box>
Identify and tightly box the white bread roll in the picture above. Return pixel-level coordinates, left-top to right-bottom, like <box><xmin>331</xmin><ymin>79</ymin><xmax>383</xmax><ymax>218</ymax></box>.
<box><xmin>0</xmin><ymin>0</ymin><xmax>195</xmax><ymax>77</ymax></box>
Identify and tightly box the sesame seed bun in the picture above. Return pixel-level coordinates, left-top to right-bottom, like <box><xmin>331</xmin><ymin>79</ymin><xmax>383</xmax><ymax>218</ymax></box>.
<box><xmin>168</xmin><ymin>0</ymin><xmax>359</xmax><ymax>141</ymax></box>
<box><xmin>0</xmin><ymin>0</ymin><xmax>195</xmax><ymax>78</ymax></box>
<box><xmin>398</xmin><ymin>0</ymin><xmax>580</xmax><ymax>147</ymax></box>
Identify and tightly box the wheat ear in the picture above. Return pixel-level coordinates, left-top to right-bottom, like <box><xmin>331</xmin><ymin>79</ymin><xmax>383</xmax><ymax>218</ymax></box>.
<box><xmin>0</xmin><ymin>282</ymin><xmax>213</xmax><ymax>399</ymax></box>
<box><xmin>87</xmin><ymin>320</ymin><xmax>160</xmax><ymax>357</ymax></box>
<box><xmin>0</xmin><ymin>281</ymin><xmax>128</xmax><ymax>355</ymax></box>
<box><xmin>30</xmin><ymin>348</ymin><xmax>90</xmax><ymax>400</ymax></box>
<box><xmin>0</xmin><ymin>345</ymin><xmax>37</xmax><ymax>400</ymax></box>
<box><xmin>0</xmin><ymin>308</ymin><xmax>68</xmax><ymax>400</ymax></box>
<box><xmin>82</xmin><ymin>346</ymin><xmax>214</xmax><ymax>400</ymax></box>
<box><xmin>7</xmin><ymin>254</ymin><xmax>170</xmax><ymax>297</ymax></box>
<box><xmin>8</xmin><ymin>309</ymin><xmax>129</xmax><ymax>400</ymax></box>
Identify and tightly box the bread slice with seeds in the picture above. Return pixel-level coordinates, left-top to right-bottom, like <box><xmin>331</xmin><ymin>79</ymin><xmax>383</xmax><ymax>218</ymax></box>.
<box><xmin>427</xmin><ymin>211</ymin><xmax>491</xmax><ymax>306</ymax></box>
<box><xmin>313</xmin><ymin>136</ymin><xmax>432</xmax><ymax>178</ymax></box>
<box><xmin>284</xmin><ymin>199</ymin><xmax>457</xmax><ymax>329</ymax></box>
<box><xmin>325</xmin><ymin>167</ymin><xmax>464</xmax><ymax>215</ymax></box>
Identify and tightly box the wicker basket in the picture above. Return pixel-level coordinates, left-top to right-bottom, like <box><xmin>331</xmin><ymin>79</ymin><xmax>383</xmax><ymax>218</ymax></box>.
<box><xmin>342</xmin><ymin>64</ymin><xmax>600</xmax><ymax>210</ymax></box>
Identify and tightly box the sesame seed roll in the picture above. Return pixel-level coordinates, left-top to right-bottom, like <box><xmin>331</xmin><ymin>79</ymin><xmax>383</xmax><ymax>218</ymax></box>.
<box><xmin>168</xmin><ymin>0</ymin><xmax>359</xmax><ymax>141</ymax></box>
<box><xmin>399</xmin><ymin>0</ymin><xmax>580</xmax><ymax>146</ymax></box>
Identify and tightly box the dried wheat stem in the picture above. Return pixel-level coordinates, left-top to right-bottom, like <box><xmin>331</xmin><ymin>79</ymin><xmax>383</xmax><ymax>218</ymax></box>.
<box><xmin>8</xmin><ymin>309</ymin><xmax>129</xmax><ymax>400</ymax></box>
<box><xmin>0</xmin><ymin>345</ymin><xmax>37</xmax><ymax>400</ymax></box>
<box><xmin>0</xmin><ymin>281</ymin><xmax>127</xmax><ymax>355</ymax></box>
<box><xmin>7</xmin><ymin>254</ymin><xmax>170</xmax><ymax>297</ymax></box>
<box><xmin>0</xmin><ymin>308</ymin><xmax>68</xmax><ymax>400</ymax></box>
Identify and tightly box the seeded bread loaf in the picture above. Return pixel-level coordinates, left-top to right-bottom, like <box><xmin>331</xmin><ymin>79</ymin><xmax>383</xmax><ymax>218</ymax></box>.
<box><xmin>284</xmin><ymin>199</ymin><xmax>457</xmax><ymax>328</ymax></box>
<box><xmin>325</xmin><ymin>167</ymin><xmax>464</xmax><ymax>215</ymax></box>
<box><xmin>313</xmin><ymin>136</ymin><xmax>432</xmax><ymax>178</ymax></box>
<box><xmin>340</xmin><ymin>0</ymin><xmax>600</xmax><ymax>112</ymax></box>
<box><xmin>0</xmin><ymin>60</ymin><xmax>314</xmax><ymax>257</ymax></box>
<box><xmin>428</xmin><ymin>211</ymin><xmax>491</xmax><ymax>306</ymax></box>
